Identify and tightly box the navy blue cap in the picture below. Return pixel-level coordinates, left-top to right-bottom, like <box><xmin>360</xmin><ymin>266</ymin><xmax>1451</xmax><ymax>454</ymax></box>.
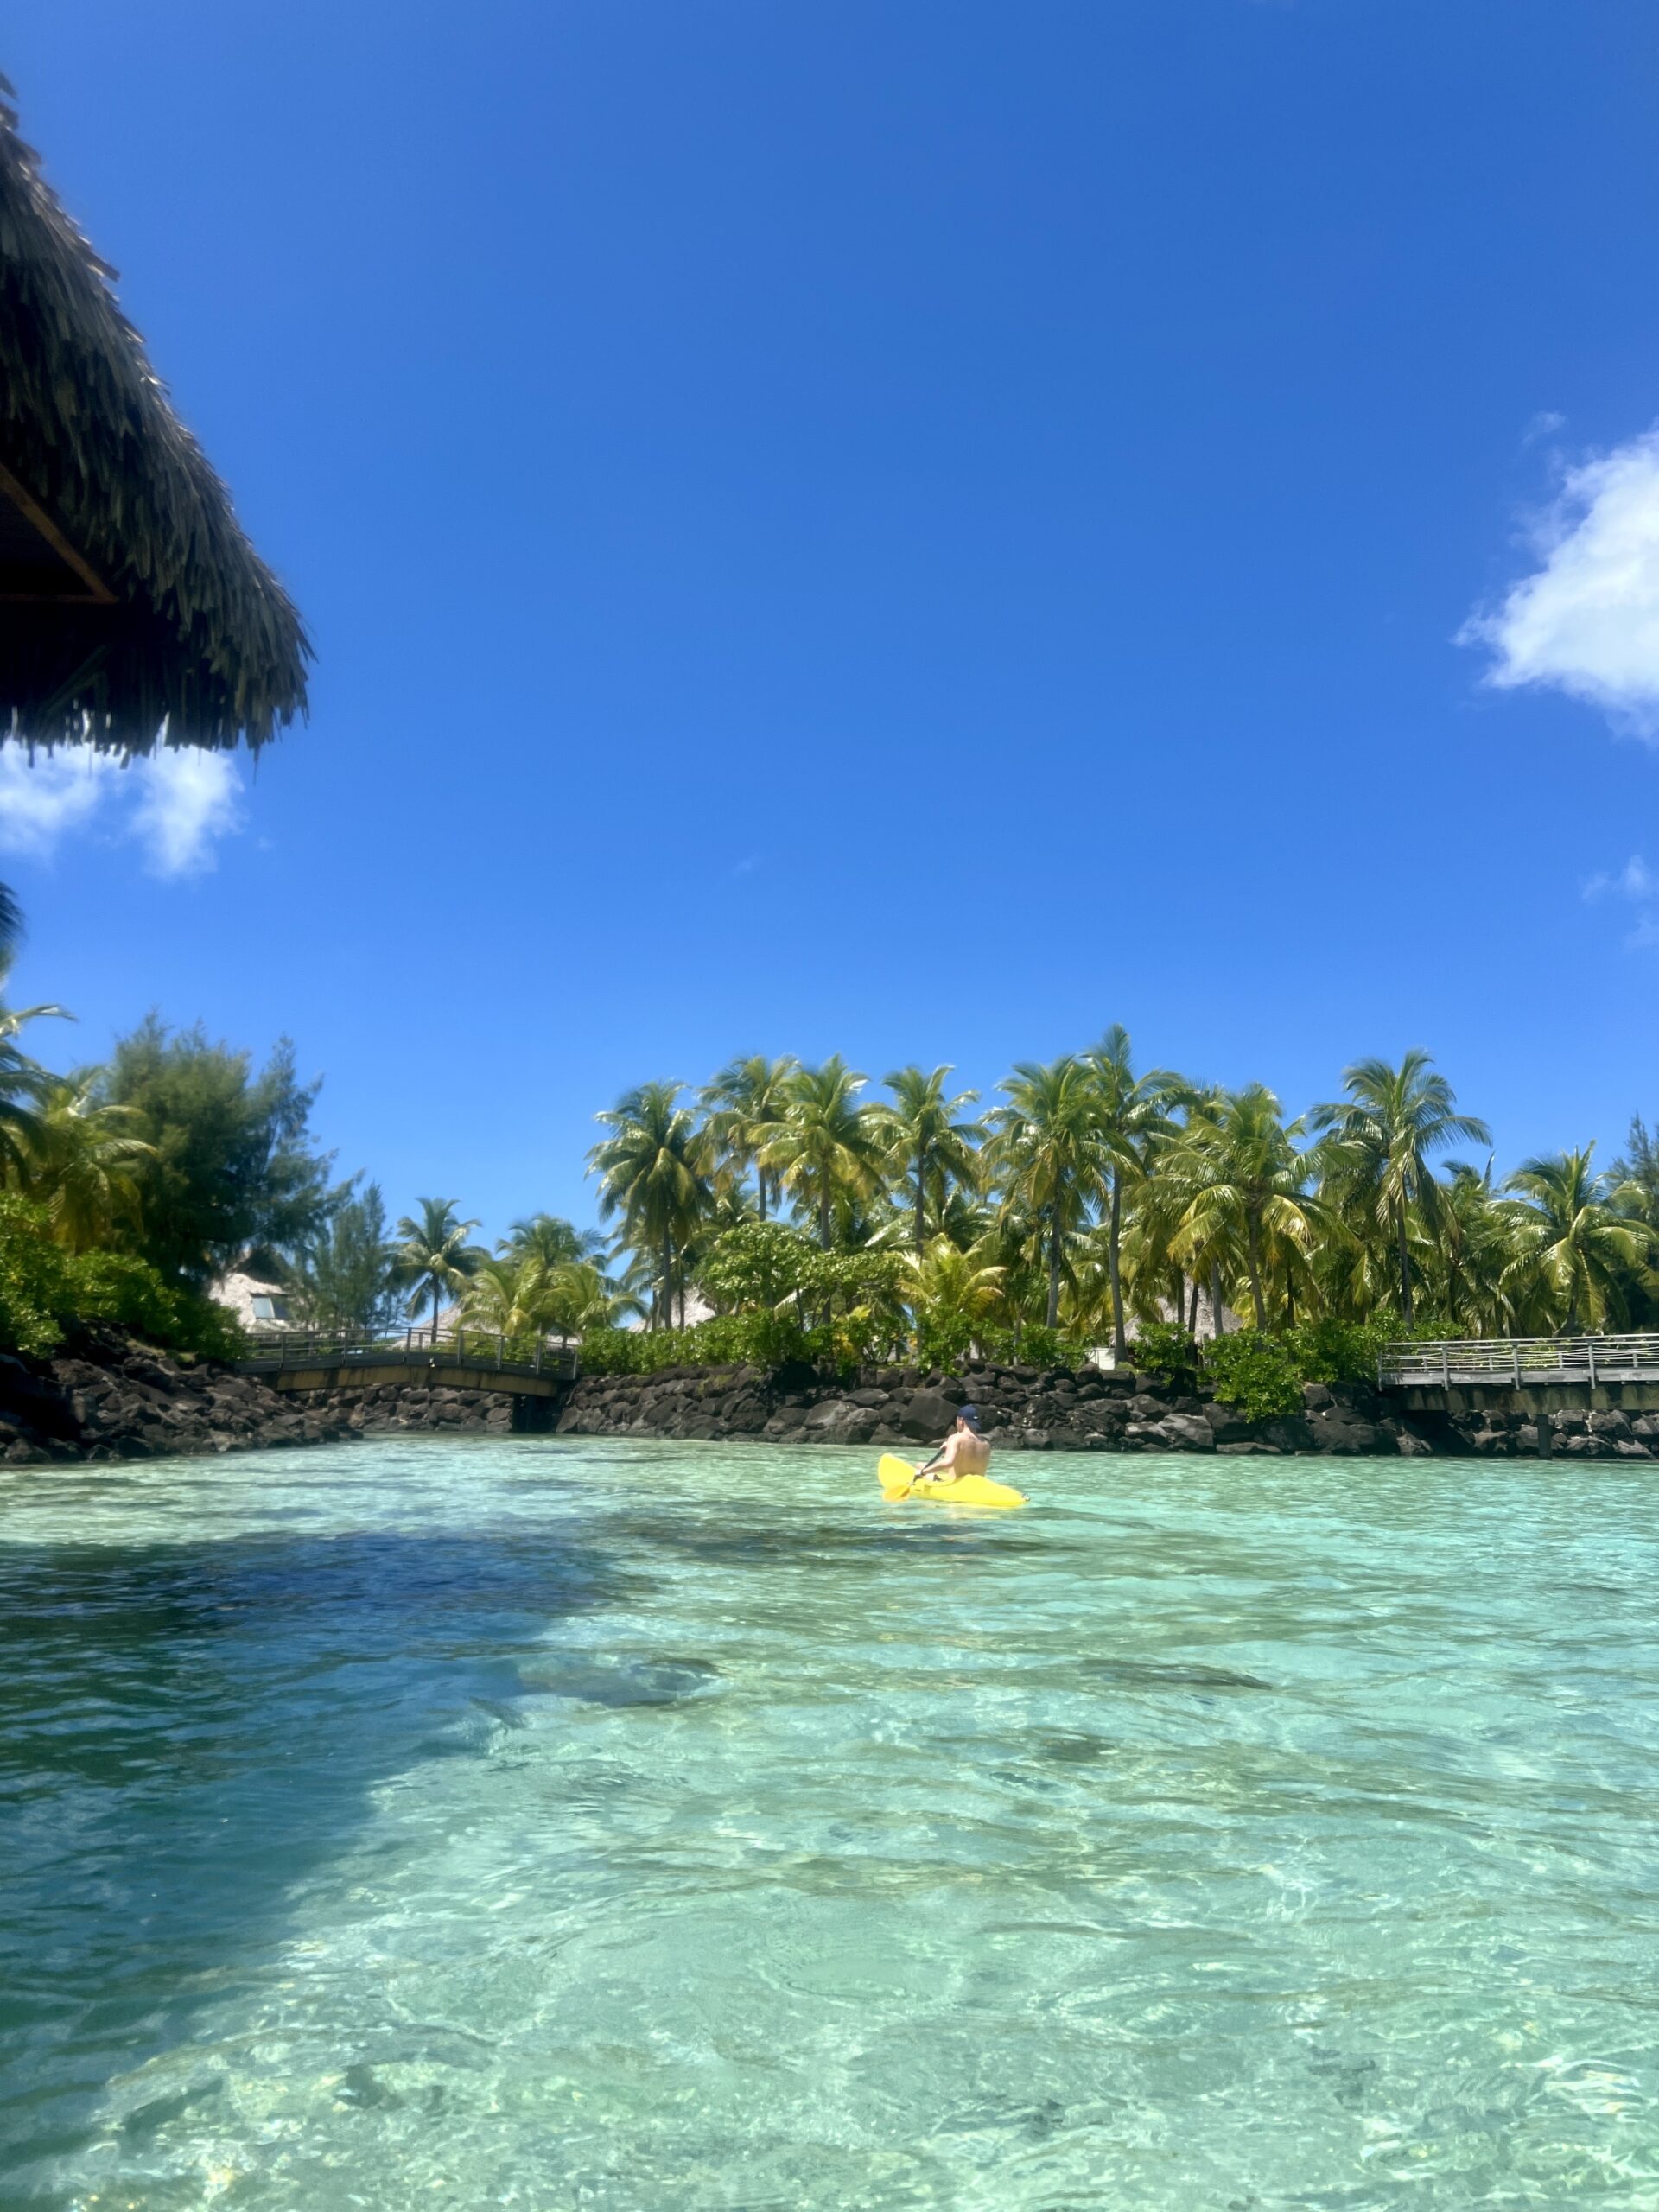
<box><xmin>957</xmin><ymin>1404</ymin><xmax>980</xmax><ymax>1429</ymax></box>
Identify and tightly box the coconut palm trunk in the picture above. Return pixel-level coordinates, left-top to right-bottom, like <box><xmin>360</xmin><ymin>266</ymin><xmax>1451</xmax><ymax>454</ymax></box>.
<box><xmin>1245</xmin><ymin>1215</ymin><xmax>1268</xmax><ymax>1330</ymax></box>
<box><xmin>1397</xmin><ymin>1205</ymin><xmax>1414</xmax><ymax>1327</ymax></box>
<box><xmin>1108</xmin><ymin>1173</ymin><xmax>1127</xmax><ymax>1361</ymax></box>
<box><xmin>1047</xmin><ymin>1208</ymin><xmax>1063</xmax><ymax>1328</ymax></box>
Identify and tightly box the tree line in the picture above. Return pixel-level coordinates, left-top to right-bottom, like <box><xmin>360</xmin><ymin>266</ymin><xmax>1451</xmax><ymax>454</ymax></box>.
<box><xmin>581</xmin><ymin>1034</ymin><xmax>1657</xmax><ymax>1366</ymax></box>
<box><xmin>0</xmin><ymin>910</ymin><xmax>635</xmax><ymax>1359</ymax></box>
<box><xmin>3</xmin><ymin>891</ymin><xmax>1654</xmax><ymax>1372</ymax></box>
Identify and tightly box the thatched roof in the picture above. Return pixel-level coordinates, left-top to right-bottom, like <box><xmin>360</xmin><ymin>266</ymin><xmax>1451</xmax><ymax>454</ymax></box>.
<box><xmin>0</xmin><ymin>79</ymin><xmax>309</xmax><ymax>755</ymax></box>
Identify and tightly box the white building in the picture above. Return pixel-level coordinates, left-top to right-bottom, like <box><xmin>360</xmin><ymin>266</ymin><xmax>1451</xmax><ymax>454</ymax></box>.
<box><xmin>209</xmin><ymin>1263</ymin><xmax>301</xmax><ymax>1335</ymax></box>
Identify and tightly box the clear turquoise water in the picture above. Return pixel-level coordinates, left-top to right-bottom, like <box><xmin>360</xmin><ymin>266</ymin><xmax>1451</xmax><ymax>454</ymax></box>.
<box><xmin>2</xmin><ymin>1438</ymin><xmax>1657</xmax><ymax>2210</ymax></box>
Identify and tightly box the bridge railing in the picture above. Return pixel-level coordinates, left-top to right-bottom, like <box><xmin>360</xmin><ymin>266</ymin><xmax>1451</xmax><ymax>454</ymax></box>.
<box><xmin>1379</xmin><ymin>1333</ymin><xmax>1659</xmax><ymax>1388</ymax></box>
<box><xmin>238</xmin><ymin>1327</ymin><xmax>579</xmax><ymax>1382</ymax></box>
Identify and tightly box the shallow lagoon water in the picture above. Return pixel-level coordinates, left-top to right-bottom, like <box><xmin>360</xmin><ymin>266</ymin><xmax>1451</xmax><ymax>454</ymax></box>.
<box><xmin>2</xmin><ymin>1437</ymin><xmax>1657</xmax><ymax>2210</ymax></box>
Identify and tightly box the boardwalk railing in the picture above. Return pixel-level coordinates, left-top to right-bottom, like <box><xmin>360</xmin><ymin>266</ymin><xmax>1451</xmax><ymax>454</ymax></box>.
<box><xmin>238</xmin><ymin>1327</ymin><xmax>579</xmax><ymax>1383</ymax></box>
<box><xmin>1379</xmin><ymin>1333</ymin><xmax>1659</xmax><ymax>1389</ymax></box>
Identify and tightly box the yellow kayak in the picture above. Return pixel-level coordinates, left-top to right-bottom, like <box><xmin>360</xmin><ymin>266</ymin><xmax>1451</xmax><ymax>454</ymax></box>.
<box><xmin>878</xmin><ymin>1452</ymin><xmax>1027</xmax><ymax>1510</ymax></box>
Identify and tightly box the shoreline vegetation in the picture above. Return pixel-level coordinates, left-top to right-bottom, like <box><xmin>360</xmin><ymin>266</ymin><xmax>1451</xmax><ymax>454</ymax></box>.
<box><xmin>3</xmin><ymin>906</ymin><xmax>1658</xmax><ymax>1437</ymax></box>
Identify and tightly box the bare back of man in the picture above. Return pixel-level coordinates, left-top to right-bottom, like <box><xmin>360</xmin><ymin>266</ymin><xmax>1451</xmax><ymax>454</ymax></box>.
<box><xmin>915</xmin><ymin>1409</ymin><xmax>992</xmax><ymax>1484</ymax></box>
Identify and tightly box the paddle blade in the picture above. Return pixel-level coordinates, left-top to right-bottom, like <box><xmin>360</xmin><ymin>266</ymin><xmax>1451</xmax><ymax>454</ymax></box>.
<box><xmin>877</xmin><ymin>1453</ymin><xmax>916</xmax><ymax>1499</ymax></box>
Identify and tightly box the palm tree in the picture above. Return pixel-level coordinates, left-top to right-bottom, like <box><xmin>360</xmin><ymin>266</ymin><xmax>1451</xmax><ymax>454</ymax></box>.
<box><xmin>588</xmin><ymin>1081</ymin><xmax>714</xmax><ymax>1326</ymax></box>
<box><xmin>461</xmin><ymin>1254</ymin><xmax>555</xmax><ymax>1345</ymax></box>
<box><xmin>499</xmin><ymin>1212</ymin><xmax>607</xmax><ymax>1268</ymax></box>
<box><xmin>988</xmin><ymin>1056</ymin><xmax>1103</xmax><ymax>1328</ymax></box>
<box><xmin>0</xmin><ymin>950</ymin><xmax>68</xmax><ymax>1174</ymax></box>
<box><xmin>1501</xmin><ymin>1147</ymin><xmax>1649</xmax><ymax>1333</ymax></box>
<box><xmin>14</xmin><ymin>1076</ymin><xmax>154</xmax><ymax>1252</ymax></box>
<box><xmin>542</xmin><ymin>1259</ymin><xmax>645</xmax><ymax>1337</ymax></box>
<box><xmin>1168</xmin><ymin>1085</ymin><xmax>1326</xmax><ymax>1331</ymax></box>
<box><xmin>760</xmin><ymin>1058</ymin><xmax>883</xmax><ymax>1249</ymax></box>
<box><xmin>1084</xmin><ymin>1026</ymin><xmax>1182</xmax><ymax>1361</ymax></box>
<box><xmin>906</xmin><ymin>1234</ymin><xmax>1005</xmax><ymax>1358</ymax></box>
<box><xmin>394</xmin><ymin>1197</ymin><xmax>486</xmax><ymax>1344</ymax></box>
<box><xmin>1311</xmin><ymin>1051</ymin><xmax>1491</xmax><ymax>1326</ymax></box>
<box><xmin>0</xmin><ymin>884</ymin><xmax>20</xmax><ymax>965</ymax></box>
<box><xmin>874</xmin><ymin>1065</ymin><xmax>983</xmax><ymax>1258</ymax></box>
<box><xmin>700</xmin><ymin>1055</ymin><xmax>798</xmax><ymax>1221</ymax></box>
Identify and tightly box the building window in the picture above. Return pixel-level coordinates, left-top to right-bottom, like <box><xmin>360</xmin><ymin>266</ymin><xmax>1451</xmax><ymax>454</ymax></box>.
<box><xmin>250</xmin><ymin>1294</ymin><xmax>290</xmax><ymax>1321</ymax></box>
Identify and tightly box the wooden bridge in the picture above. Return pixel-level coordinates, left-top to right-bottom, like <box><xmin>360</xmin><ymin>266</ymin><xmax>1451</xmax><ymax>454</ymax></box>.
<box><xmin>1380</xmin><ymin>1332</ymin><xmax>1659</xmax><ymax>1415</ymax></box>
<box><xmin>235</xmin><ymin>1328</ymin><xmax>579</xmax><ymax>1401</ymax></box>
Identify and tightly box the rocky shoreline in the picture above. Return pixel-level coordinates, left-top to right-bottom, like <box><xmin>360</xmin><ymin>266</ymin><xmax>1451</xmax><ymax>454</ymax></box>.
<box><xmin>0</xmin><ymin>1327</ymin><xmax>515</xmax><ymax>1466</ymax></box>
<box><xmin>556</xmin><ymin>1358</ymin><xmax>1659</xmax><ymax>1459</ymax></box>
<box><xmin>556</xmin><ymin>1358</ymin><xmax>1428</xmax><ymax>1454</ymax></box>
<box><xmin>6</xmin><ymin>1332</ymin><xmax>1653</xmax><ymax>1469</ymax></box>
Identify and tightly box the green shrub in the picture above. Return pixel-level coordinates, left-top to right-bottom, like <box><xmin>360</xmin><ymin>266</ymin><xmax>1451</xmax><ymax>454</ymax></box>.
<box><xmin>579</xmin><ymin>1312</ymin><xmax>817</xmax><ymax>1377</ymax></box>
<box><xmin>0</xmin><ymin>1194</ymin><xmax>72</xmax><ymax>1357</ymax></box>
<box><xmin>698</xmin><ymin>1223</ymin><xmax>816</xmax><ymax>1312</ymax></box>
<box><xmin>64</xmin><ymin>1253</ymin><xmax>247</xmax><ymax>1362</ymax></box>
<box><xmin>0</xmin><ymin>1199</ymin><xmax>245</xmax><ymax>1363</ymax></box>
<box><xmin>1127</xmin><ymin>1320</ymin><xmax>1200</xmax><ymax>1379</ymax></box>
<box><xmin>1281</xmin><ymin>1318</ymin><xmax>1389</xmax><ymax>1388</ymax></box>
<box><xmin>915</xmin><ymin>1307</ymin><xmax>976</xmax><ymax>1370</ymax></box>
<box><xmin>1012</xmin><ymin>1323</ymin><xmax>1070</xmax><ymax>1372</ymax></box>
<box><xmin>1202</xmin><ymin>1332</ymin><xmax>1302</xmax><ymax>1421</ymax></box>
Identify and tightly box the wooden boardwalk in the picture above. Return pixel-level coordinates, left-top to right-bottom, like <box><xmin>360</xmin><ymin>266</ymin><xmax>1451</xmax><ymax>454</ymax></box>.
<box><xmin>235</xmin><ymin>1329</ymin><xmax>578</xmax><ymax>1400</ymax></box>
<box><xmin>1380</xmin><ymin>1333</ymin><xmax>1659</xmax><ymax>1390</ymax></box>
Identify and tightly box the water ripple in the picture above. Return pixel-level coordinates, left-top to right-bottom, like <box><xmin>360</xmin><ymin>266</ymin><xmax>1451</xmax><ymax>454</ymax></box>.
<box><xmin>1</xmin><ymin>1437</ymin><xmax>1656</xmax><ymax>2209</ymax></box>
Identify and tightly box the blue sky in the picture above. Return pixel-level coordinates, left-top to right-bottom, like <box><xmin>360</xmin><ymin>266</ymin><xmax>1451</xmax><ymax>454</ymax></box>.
<box><xmin>4</xmin><ymin>2</ymin><xmax>1659</xmax><ymax>1242</ymax></box>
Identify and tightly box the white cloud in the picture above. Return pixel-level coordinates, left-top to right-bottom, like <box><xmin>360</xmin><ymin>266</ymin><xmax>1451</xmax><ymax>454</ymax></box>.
<box><xmin>1462</xmin><ymin>426</ymin><xmax>1659</xmax><ymax>736</ymax></box>
<box><xmin>1583</xmin><ymin>853</ymin><xmax>1659</xmax><ymax>950</ymax></box>
<box><xmin>1584</xmin><ymin>855</ymin><xmax>1656</xmax><ymax>903</ymax></box>
<box><xmin>0</xmin><ymin>747</ymin><xmax>118</xmax><ymax>857</ymax></box>
<box><xmin>129</xmin><ymin>748</ymin><xmax>242</xmax><ymax>876</ymax></box>
<box><xmin>0</xmin><ymin>743</ymin><xmax>243</xmax><ymax>876</ymax></box>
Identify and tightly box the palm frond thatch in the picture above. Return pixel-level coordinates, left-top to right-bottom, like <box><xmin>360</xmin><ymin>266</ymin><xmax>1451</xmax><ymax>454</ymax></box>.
<box><xmin>0</xmin><ymin>77</ymin><xmax>309</xmax><ymax>754</ymax></box>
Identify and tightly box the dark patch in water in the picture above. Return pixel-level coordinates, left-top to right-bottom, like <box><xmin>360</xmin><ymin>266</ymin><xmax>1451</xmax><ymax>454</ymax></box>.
<box><xmin>528</xmin><ymin>1655</ymin><xmax>721</xmax><ymax>1708</ymax></box>
<box><xmin>339</xmin><ymin>2063</ymin><xmax>403</xmax><ymax>2111</ymax></box>
<box><xmin>120</xmin><ymin>2076</ymin><xmax>223</xmax><ymax>2139</ymax></box>
<box><xmin>469</xmin><ymin>1696</ymin><xmax>531</xmax><ymax>1731</ymax></box>
<box><xmin>602</xmin><ymin>1513</ymin><xmax>1077</xmax><ymax>1572</ymax></box>
<box><xmin>1034</xmin><ymin>1731</ymin><xmax>1120</xmax><ymax>1764</ymax></box>
<box><xmin>1088</xmin><ymin>1658</ymin><xmax>1271</xmax><ymax>1690</ymax></box>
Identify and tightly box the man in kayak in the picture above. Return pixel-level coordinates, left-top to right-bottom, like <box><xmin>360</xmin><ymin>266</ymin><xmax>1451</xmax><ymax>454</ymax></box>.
<box><xmin>915</xmin><ymin>1404</ymin><xmax>992</xmax><ymax>1484</ymax></box>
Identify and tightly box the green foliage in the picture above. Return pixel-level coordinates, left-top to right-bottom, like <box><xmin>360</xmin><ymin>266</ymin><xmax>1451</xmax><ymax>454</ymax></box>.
<box><xmin>393</xmin><ymin>1196</ymin><xmax>486</xmax><ymax>1336</ymax></box>
<box><xmin>698</xmin><ymin>1220</ymin><xmax>816</xmax><ymax>1311</ymax></box>
<box><xmin>1284</xmin><ymin>1317</ymin><xmax>1399</xmax><ymax>1387</ymax></box>
<box><xmin>575</xmin><ymin>1304</ymin><xmax>887</xmax><ymax>1378</ymax></box>
<box><xmin>1012</xmin><ymin>1322</ymin><xmax>1069</xmax><ymax>1371</ymax></box>
<box><xmin>98</xmin><ymin>1017</ymin><xmax>334</xmax><ymax>1286</ymax></box>
<box><xmin>293</xmin><ymin>1181</ymin><xmax>404</xmax><ymax>1333</ymax></box>
<box><xmin>580</xmin><ymin>1313</ymin><xmax>795</xmax><ymax>1376</ymax></box>
<box><xmin>589</xmin><ymin>1081</ymin><xmax>714</xmax><ymax>1328</ymax></box>
<box><xmin>0</xmin><ymin>1192</ymin><xmax>72</xmax><ymax>1356</ymax></box>
<box><xmin>796</xmin><ymin>1243</ymin><xmax>906</xmax><ymax>1318</ymax></box>
<box><xmin>759</xmin><ymin>1058</ymin><xmax>886</xmax><ymax>1250</ymax></box>
<box><xmin>65</xmin><ymin>1251</ymin><xmax>247</xmax><ymax>1360</ymax></box>
<box><xmin>874</xmin><ymin>1065</ymin><xmax>984</xmax><ymax>1255</ymax></box>
<box><xmin>1127</xmin><ymin>1320</ymin><xmax>1199</xmax><ymax>1378</ymax></box>
<box><xmin>1203</xmin><ymin>1317</ymin><xmax>1452</xmax><ymax>1418</ymax></box>
<box><xmin>1202</xmin><ymin>1331</ymin><xmax>1303</xmax><ymax>1421</ymax></box>
<box><xmin>914</xmin><ymin>1304</ymin><xmax>975</xmax><ymax>1369</ymax></box>
<box><xmin>0</xmin><ymin>1194</ymin><xmax>245</xmax><ymax>1361</ymax></box>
